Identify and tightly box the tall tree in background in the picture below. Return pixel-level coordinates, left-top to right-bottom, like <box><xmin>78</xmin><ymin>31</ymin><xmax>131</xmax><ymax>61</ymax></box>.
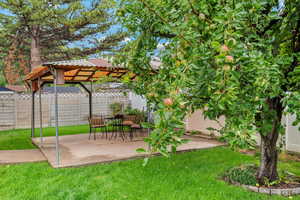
<box><xmin>0</xmin><ymin>0</ymin><xmax>126</xmax><ymax>84</ymax></box>
<box><xmin>117</xmin><ymin>0</ymin><xmax>300</xmax><ymax>184</ymax></box>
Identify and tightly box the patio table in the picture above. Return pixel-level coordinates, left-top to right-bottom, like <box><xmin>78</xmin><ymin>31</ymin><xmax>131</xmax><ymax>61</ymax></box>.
<box><xmin>105</xmin><ymin>116</ymin><xmax>128</xmax><ymax>141</ymax></box>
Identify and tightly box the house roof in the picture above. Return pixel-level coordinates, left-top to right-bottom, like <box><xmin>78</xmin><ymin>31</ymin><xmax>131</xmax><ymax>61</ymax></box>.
<box><xmin>6</xmin><ymin>85</ymin><xmax>27</xmax><ymax>92</ymax></box>
<box><xmin>43</xmin><ymin>86</ymin><xmax>81</xmax><ymax>94</ymax></box>
<box><xmin>43</xmin><ymin>59</ymin><xmax>111</xmax><ymax>68</ymax></box>
<box><xmin>0</xmin><ymin>87</ymin><xmax>14</xmax><ymax>93</ymax></box>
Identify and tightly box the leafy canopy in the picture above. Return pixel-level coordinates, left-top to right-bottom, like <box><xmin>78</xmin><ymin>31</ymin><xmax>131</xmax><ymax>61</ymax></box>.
<box><xmin>117</xmin><ymin>0</ymin><xmax>300</xmax><ymax>155</ymax></box>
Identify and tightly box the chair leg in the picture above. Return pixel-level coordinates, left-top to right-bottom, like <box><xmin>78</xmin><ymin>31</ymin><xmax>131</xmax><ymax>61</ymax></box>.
<box><xmin>111</xmin><ymin>132</ymin><xmax>115</xmax><ymax>140</ymax></box>
<box><xmin>121</xmin><ymin>126</ymin><xmax>125</xmax><ymax>141</ymax></box>
<box><xmin>116</xmin><ymin>126</ymin><xmax>122</xmax><ymax>141</ymax></box>
<box><xmin>120</xmin><ymin>132</ymin><xmax>125</xmax><ymax>141</ymax></box>
<box><xmin>105</xmin><ymin>127</ymin><xmax>108</xmax><ymax>139</ymax></box>
<box><xmin>109</xmin><ymin>131</ymin><xmax>113</xmax><ymax>140</ymax></box>
<box><xmin>109</xmin><ymin>126</ymin><xmax>114</xmax><ymax>140</ymax></box>
<box><xmin>110</xmin><ymin>127</ymin><xmax>116</xmax><ymax>140</ymax></box>
<box><xmin>109</xmin><ymin>131</ymin><xmax>112</xmax><ymax>140</ymax></box>
<box><xmin>140</xmin><ymin>128</ymin><xmax>143</xmax><ymax>137</ymax></box>
<box><xmin>89</xmin><ymin>127</ymin><xmax>92</xmax><ymax>140</ymax></box>
<box><xmin>133</xmin><ymin>128</ymin><xmax>136</xmax><ymax>138</ymax></box>
<box><xmin>101</xmin><ymin>127</ymin><xmax>104</xmax><ymax>139</ymax></box>
<box><xmin>130</xmin><ymin>127</ymin><xmax>133</xmax><ymax>141</ymax></box>
<box><xmin>116</xmin><ymin>125</ymin><xmax>119</xmax><ymax>139</ymax></box>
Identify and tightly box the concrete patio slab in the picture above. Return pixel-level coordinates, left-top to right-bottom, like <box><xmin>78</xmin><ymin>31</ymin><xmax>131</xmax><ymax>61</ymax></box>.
<box><xmin>32</xmin><ymin>133</ymin><xmax>223</xmax><ymax>168</ymax></box>
<box><xmin>0</xmin><ymin>149</ymin><xmax>46</xmax><ymax>164</ymax></box>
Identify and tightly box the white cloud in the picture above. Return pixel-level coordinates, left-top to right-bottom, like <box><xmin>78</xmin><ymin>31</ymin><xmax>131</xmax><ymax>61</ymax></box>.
<box><xmin>123</xmin><ymin>37</ymin><xmax>131</xmax><ymax>43</ymax></box>
<box><xmin>157</xmin><ymin>42</ymin><xmax>169</xmax><ymax>50</ymax></box>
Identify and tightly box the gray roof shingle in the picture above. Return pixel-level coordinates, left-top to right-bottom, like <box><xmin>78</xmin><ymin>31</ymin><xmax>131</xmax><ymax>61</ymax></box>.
<box><xmin>0</xmin><ymin>87</ymin><xmax>14</xmax><ymax>92</ymax></box>
<box><xmin>44</xmin><ymin>59</ymin><xmax>97</xmax><ymax>67</ymax></box>
<box><xmin>43</xmin><ymin>86</ymin><xmax>81</xmax><ymax>93</ymax></box>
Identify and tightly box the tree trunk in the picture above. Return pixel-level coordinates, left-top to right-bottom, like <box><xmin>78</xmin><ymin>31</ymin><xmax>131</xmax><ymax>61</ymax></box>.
<box><xmin>257</xmin><ymin>131</ymin><xmax>279</xmax><ymax>184</ymax></box>
<box><xmin>256</xmin><ymin>97</ymin><xmax>283</xmax><ymax>185</ymax></box>
<box><xmin>18</xmin><ymin>49</ymin><xmax>30</xmax><ymax>75</ymax></box>
<box><xmin>4</xmin><ymin>39</ymin><xmax>18</xmax><ymax>85</ymax></box>
<box><xmin>30</xmin><ymin>25</ymin><xmax>42</xmax><ymax>70</ymax></box>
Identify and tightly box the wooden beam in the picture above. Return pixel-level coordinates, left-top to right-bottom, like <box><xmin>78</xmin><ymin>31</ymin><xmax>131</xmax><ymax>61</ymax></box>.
<box><xmin>71</xmin><ymin>69</ymin><xmax>81</xmax><ymax>81</ymax></box>
<box><xmin>87</xmin><ymin>70</ymin><xmax>97</xmax><ymax>81</ymax></box>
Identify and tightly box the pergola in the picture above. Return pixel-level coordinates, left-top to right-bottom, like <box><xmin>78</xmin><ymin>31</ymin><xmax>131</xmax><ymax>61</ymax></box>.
<box><xmin>24</xmin><ymin>58</ymin><xmax>131</xmax><ymax>166</ymax></box>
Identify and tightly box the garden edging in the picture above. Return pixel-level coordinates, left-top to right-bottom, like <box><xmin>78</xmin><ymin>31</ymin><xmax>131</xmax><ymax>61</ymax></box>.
<box><xmin>232</xmin><ymin>181</ymin><xmax>300</xmax><ymax>196</ymax></box>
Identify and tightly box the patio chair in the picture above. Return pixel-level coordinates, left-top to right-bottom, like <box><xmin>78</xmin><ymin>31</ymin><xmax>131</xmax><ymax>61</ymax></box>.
<box><xmin>123</xmin><ymin>114</ymin><xmax>144</xmax><ymax>140</ymax></box>
<box><xmin>109</xmin><ymin>114</ymin><xmax>126</xmax><ymax>141</ymax></box>
<box><xmin>88</xmin><ymin>116</ymin><xmax>107</xmax><ymax>140</ymax></box>
<box><xmin>122</xmin><ymin>115</ymin><xmax>136</xmax><ymax>126</ymax></box>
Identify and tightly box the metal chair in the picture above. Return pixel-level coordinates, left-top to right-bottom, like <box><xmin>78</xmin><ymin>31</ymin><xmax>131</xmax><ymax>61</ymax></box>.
<box><xmin>88</xmin><ymin>116</ymin><xmax>107</xmax><ymax>140</ymax></box>
<box><xmin>110</xmin><ymin>114</ymin><xmax>126</xmax><ymax>141</ymax></box>
<box><xmin>123</xmin><ymin>114</ymin><xmax>144</xmax><ymax>140</ymax></box>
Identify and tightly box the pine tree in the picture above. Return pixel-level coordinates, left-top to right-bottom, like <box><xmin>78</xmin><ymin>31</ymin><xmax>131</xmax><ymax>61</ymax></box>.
<box><xmin>0</xmin><ymin>0</ymin><xmax>126</xmax><ymax>81</ymax></box>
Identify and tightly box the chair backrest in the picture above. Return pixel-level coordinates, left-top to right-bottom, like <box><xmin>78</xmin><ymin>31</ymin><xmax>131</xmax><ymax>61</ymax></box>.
<box><xmin>124</xmin><ymin>114</ymin><xmax>144</xmax><ymax>124</ymax></box>
<box><xmin>88</xmin><ymin>117</ymin><xmax>105</xmax><ymax>126</ymax></box>
<box><xmin>124</xmin><ymin>115</ymin><xmax>136</xmax><ymax>122</ymax></box>
<box><xmin>135</xmin><ymin>115</ymin><xmax>144</xmax><ymax>123</ymax></box>
<box><xmin>114</xmin><ymin>114</ymin><xmax>124</xmax><ymax>119</ymax></box>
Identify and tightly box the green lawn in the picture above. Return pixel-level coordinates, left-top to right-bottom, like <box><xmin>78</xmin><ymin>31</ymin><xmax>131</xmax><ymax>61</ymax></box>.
<box><xmin>1</xmin><ymin>128</ymin><xmax>300</xmax><ymax>199</ymax></box>
<box><xmin>1</xmin><ymin>147</ymin><xmax>300</xmax><ymax>200</ymax></box>
<box><xmin>0</xmin><ymin>125</ymin><xmax>90</xmax><ymax>150</ymax></box>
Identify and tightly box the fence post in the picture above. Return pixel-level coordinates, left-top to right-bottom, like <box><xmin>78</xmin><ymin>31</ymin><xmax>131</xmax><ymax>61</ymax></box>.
<box><xmin>31</xmin><ymin>91</ymin><xmax>36</xmax><ymax>137</ymax></box>
<box><xmin>13</xmin><ymin>93</ymin><xmax>17</xmax><ymax>129</ymax></box>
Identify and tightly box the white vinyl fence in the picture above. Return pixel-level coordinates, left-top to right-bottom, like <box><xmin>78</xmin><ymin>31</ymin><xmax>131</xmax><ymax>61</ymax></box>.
<box><xmin>0</xmin><ymin>92</ymin><xmax>130</xmax><ymax>131</ymax></box>
<box><xmin>1</xmin><ymin>92</ymin><xmax>300</xmax><ymax>154</ymax></box>
<box><xmin>285</xmin><ymin>114</ymin><xmax>300</xmax><ymax>153</ymax></box>
<box><xmin>185</xmin><ymin>109</ymin><xmax>300</xmax><ymax>154</ymax></box>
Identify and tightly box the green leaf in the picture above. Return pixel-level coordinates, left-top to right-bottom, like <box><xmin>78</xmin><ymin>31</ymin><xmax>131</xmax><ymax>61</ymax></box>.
<box><xmin>136</xmin><ymin>148</ymin><xmax>146</xmax><ymax>153</ymax></box>
<box><xmin>142</xmin><ymin>157</ymin><xmax>149</xmax><ymax>167</ymax></box>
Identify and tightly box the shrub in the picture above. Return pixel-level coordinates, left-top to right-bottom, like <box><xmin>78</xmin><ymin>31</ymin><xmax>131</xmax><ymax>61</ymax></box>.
<box><xmin>124</xmin><ymin>106</ymin><xmax>147</xmax><ymax>121</ymax></box>
<box><xmin>109</xmin><ymin>102</ymin><xmax>123</xmax><ymax>116</ymax></box>
<box><xmin>223</xmin><ymin>165</ymin><xmax>258</xmax><ymax>186</ymax></box>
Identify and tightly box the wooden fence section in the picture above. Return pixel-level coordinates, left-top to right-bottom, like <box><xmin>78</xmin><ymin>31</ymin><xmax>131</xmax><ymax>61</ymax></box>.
<box><xmin>0</xmin><ymin>92</ymin><xmax>130</xmax><ymax>131</ymax></box>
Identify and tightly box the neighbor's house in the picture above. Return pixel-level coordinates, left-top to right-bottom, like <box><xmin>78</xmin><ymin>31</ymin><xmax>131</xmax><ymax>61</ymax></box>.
<box><xmin>0</xmin><ymin>86</ymin><xmax>14</xmax><ymax>95</ymax></box>
<box><xmin>42</xmin><ymin>86</ymin><xmax>81</xmax><ymax>94</ymax></box>
<box><xmin>5</xmin><ymin>85</ymin><xmax>27</xmax><ymax>93</ymax></box>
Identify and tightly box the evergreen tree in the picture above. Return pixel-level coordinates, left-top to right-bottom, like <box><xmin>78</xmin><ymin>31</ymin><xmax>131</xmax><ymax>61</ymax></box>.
<box><xmin>0</xmin><ymin>0</ymin><xmax>126</xmax><ymax>84</ymax></box>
